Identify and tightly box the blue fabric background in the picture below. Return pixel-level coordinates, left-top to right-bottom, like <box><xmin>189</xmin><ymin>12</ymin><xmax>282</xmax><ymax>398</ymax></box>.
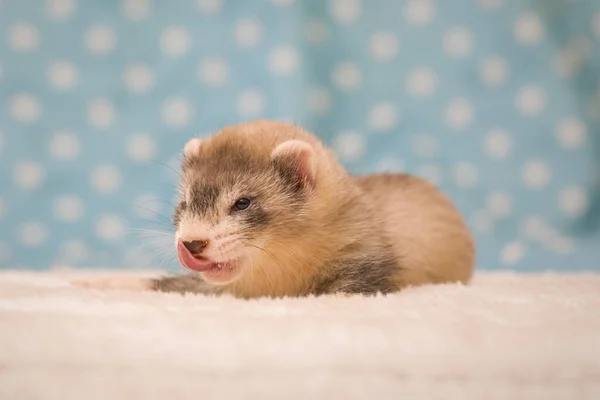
<box><xmin>0</xmin><ymin>0</ymin><xmax>599</xmax><ymax>272</ymax></box>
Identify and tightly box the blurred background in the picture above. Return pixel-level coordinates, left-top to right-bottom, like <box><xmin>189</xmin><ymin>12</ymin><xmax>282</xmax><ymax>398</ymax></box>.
<box><xmin>0</xmin><ymin>0</ymin><xmax>599</xmax><ymax>272</ymax></box>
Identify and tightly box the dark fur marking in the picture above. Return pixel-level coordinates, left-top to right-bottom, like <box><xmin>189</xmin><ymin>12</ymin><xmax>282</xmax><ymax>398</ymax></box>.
<box><xmin>189</xmin><ymin>185</ymin><xmax>220</xmax><ymax>214</ymax></box>
<box><xmin>308</xmin><ymin>246</ymin><xmax>398</xmax><ymax>296</ymax></box>
<box><xmin>242</xmin><ymin>205</ymin><xmax>270</xmax><ymax>228</ymax></box>
<box><xmin>151</xmin><ymin>273</ymin><xmax>218</xmax><ymax>295</ymax></box>
<box><xmin>173</xmin><ymin>201</ymin><xmax>186</xmax><ymax>228</ymax></box>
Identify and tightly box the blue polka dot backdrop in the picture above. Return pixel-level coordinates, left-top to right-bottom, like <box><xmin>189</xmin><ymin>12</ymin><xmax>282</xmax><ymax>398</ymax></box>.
<box><xmin>0</xmin><ymin>0</ymin><xmax>599</xmax><ymax>271</ymax></box>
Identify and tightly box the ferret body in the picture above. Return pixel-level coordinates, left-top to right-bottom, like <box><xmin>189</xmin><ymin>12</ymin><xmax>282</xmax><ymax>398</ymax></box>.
<box><xmin>78</xmin><ymin>120</ymin><xmax>475</xmax><ymax>298</ymax></box>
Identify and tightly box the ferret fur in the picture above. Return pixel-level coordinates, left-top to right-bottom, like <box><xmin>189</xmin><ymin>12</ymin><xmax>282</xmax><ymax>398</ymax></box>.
<box><xmin>76</xmin><ymin>120</ymin><xmax>475</xmax><ymax>298</ymax></box>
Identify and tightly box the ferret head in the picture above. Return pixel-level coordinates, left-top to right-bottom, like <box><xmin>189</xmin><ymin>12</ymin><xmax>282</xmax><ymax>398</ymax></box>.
<box><xmin>173</xmin><ymin>121</ymin><xmax>322</xmax><ymax>286</ymax></box>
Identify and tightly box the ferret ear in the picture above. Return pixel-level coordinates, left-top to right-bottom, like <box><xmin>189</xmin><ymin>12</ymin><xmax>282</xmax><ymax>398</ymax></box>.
<box><xmin>270</xmin><ymin>140</ymin><xmax>317</xmax><ymax>191</ymax></box>
<box><xmin>184</xmin><ymin>138</ymin><xmax>203</xmax><ymax>159</ymax></box>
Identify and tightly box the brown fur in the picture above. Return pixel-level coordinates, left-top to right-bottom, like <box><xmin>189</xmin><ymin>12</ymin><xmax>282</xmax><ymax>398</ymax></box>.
<box><xmin>74</xmin><ymin>120</ymin><xmax>475</xmax><ymax>298</ymax></box>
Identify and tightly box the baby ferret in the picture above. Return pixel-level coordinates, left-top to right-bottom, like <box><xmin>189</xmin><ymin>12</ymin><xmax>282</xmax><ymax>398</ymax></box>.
<box><xmin>77</xmin><ymin>120</ymin><xmax>475</xmax><ymax>298</ymax></box>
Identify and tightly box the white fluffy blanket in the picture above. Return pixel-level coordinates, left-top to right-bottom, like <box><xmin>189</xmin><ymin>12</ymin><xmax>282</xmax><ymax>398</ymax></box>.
<box><xmin>0</xmin><ymin>270</ymin><xmax>599</xmax><ymax>400</ymax></box>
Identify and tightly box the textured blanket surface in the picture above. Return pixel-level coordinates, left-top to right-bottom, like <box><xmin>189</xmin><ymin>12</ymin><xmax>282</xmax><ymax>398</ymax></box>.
<box><xmin>0</xmin><ymin>270</ymin><xmax>599</xmax><ymax>400</ymax></box>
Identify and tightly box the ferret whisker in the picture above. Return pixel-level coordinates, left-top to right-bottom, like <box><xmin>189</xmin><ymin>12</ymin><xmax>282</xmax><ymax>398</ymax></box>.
<box><xmin>152</xmin><ymin>160</ymin><xmax>183</xmax><ymax>179</ymax></box>
<box><xmin>145</xmin><ymin>249</ymin><xmax>175</xmax><ymax>266</ymax></box>
<box><xmin>151</xmin><ymin>198</ymin><xmax>178</xmax><ymax>209</ymax></box>
<box><xmin>243</xmin><ymin>243</ymin><xmax>279</xmax><ymax>295</ymax></box>
<box><xmin>128</xmin><ymin>228</ymin><xmax>174</xmax><ymax>236</ymax></box>
<box><xmin>130</xmin><ymin>206</ymin><xmax>174</xmax><ymax>226</ymax></box>
<box><xmin>266</xmin><ymin>241</ymin><xmax>305</xmax><ymax>288</ymax></box>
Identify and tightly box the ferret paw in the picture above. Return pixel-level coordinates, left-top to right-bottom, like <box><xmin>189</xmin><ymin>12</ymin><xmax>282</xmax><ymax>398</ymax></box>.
<box><xmin>71</xmin><ymin>276</ymin><xmax>155</xmax><ymax>292</ymax></box>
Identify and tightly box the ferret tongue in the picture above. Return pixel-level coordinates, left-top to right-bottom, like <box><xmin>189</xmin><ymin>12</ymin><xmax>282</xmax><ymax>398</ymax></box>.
<box><xmin>177</xmin><ymin>240</ymin><xmax>215</xmax><ymax>272</ymax></box>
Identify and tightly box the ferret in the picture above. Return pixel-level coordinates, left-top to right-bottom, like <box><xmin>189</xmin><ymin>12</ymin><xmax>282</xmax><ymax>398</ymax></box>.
<box><xmin>76</xmin><ymin>120</ymin><xmax>475</xmax><ymax>298</ymax></box>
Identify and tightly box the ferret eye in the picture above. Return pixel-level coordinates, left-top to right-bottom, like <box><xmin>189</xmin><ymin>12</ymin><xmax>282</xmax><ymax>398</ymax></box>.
<box><xmin>232</xmin><ymin>198</ymin><xmax>251</xmax><ymax>211</ymax></box>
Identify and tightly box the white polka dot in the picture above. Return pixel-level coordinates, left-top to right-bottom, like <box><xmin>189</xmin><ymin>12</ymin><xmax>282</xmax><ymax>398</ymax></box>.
<box><xmin>270</xmin><ymin>0</ymin><xmax>295</xmax><ymax>5</ymax></box>
<box><xmin>411</xmin><ymin>133</ymin><xmax>438</xmax><ymax>157</ymax></box>
<box><xmin>160</xmin><ymin>27</ymin><xmax>190</xmax><ymax>57</ymax></box>
<box><xmin>484</xmin><ymin>128</ymin><xmax>512</xmax><ymax>159</ymax></box>
<box><xmin>127</xmin><ymin>133</ymin><xmax>157</xmax><ymax>162</ymax></box>
<box><xmin>162</xmin><ymin>97</ymin><xmax>193</xmax><ymax>128</ymax></box>
<box><xmin>333</xmin><ymin>131</ymin><xmax>365</xmax><ymax>161</ymax></box>
<box><xmin>515</xmin><ymin>85</ymin><xmax>546</xmax><ymax>116</ymax></box>
<box><xmin>522</xmin><ymin>159</ymin><xmax>551</xmax><ymax>189</ymax></box>
<box><xmin>556</xmin><ymin>118</ymin><xmax>586</xmax><ymax>149</ymax></box>
<box><xmin>306</xmin><ymin>18</ymin><xmax>328</xmax><ymax>44</ymax></box>
<box><xmin>376</xmin><ymin>158</ymin><xmax>404</xmax><ymax>173</ymax></box>
<box><xmin>521</xmin><ymin>215</ymin><xmax>550</xmax><ymax>241</ymax></box>
<box><xmin>369</xmin><ymin>31</ymin><xmax>399</xmax><ymax>62</ymax></box>
<box><xmin>268</xmin><ymin>46</ymin><xmax>299</xmax><ymax>76</ymax></box>
<box><xmin>477</xmin><ymin>0</ymin><xmax>502</xmax><ymax>10</ymax></box>
<box><xmin>199</xmin><ymin>57</ymin><xmax>229</xmax><ymax>86</ymax></box>
<box><xmin>486</xmin><ymin>191</ymin><xmax>512</xmax><ymax>218</ymax></box>
<box><xmin>470</xmin><ymin>210</ymin><xmax>494</xmax><ymax>234</ymax></box>
<box><xmin>443</xmin><ymin>26</ymin><xmax>473</xmax><ymax>57</ymax></box>
<box><xmin>559</xmin><ymin>186</ymin><xmax>589</xmax><ymax>217</ymax></box>
<box><xmin>406</xmin><ymin>67</ymin><xmax>437</xmax><ymax>97</ymax></box>
<box><xmin>133</xmin><ymin>194</ymin><xmax>164</xmax><ymax>220</ymax></box>
<box><xmin>500</xmin><ymin>241</ymin><xmax>525</xmax><ymax>266</ymax></box>
<box><xmin>235</xmin><ymin>18</ymin><xmax>263</xmax><ymax>47</ymax></box>
<box><xmin>480</xmin><ymin>56</ymin><xmax>508</xmax><ymax>86</ymax></box>
<box><xmin>90</xmin><ymin>165</ymin><xmax>122</xmax><ymax>194</ymax></box>
<box><xmin>452</xmin><ymin>162</ymin><xmax>478</xmax><ymax>188</ymax></box>
<box><xmin>9</xmin><ymin>22</ymin><xmax>39</xmax><ymax>52</ymax></box>
<box><xmin>416</xmin><ymin>164</ymin><xmax>442</xmax><ymax>185</ymax></box>
<box><xmin>18</xmin><ymin>222</ymin><xmax>48</xmax><ymax>247</ymax></box>
<box><xmin>0</xmin><ymin>242</ymin><xmax>11</xmax><ymax>265</ymax></box>
<box><xmin>514</xmin><ymin>13</ymin><xmax>544</xmax><ymax>45</ymax></box>
<box><xmin>588</xmin><ymin>94</ymin><xmax>600</xmax><ymax>122</ymax></box>
<box><xmin>59</xmin><ymin>240</ymin><xmax>88</xmax><ymax>263</ymax></box>
<box><xmin>87</xmin><ymin>98</ymin><xmax>116</xmax><ymax>129</ymax></box>
<box><xmin>10</xmin><ymin>93</ymin><xmax>41</xmax><ymax>123</ymax></box>
<box><xmin>555</xmin><ymin>54</ymin><xmax>580</xmax><ymax>79</ymax></box>
<box><xmin>546</xmin><ymin>235</ymin><xmax>575</xmax><ymax>255</ymax></box>
<box><xmin>594</xmin><ymin>12</ymin><xmax>600</xmax><ymax>39</ymax></box>
<box><xmin>329</xmin><ymin>0</ymin><xmax>361</xmax><ymax>24</ymax></box>
<box><xmin>48</xmin><ymin>60</ymin><xmax>78</xmax><ymax>90</ymax></box>
<box><xmin>332</xmin><ymin>63</ymin><xmax>361</xmax><ymax>91</ymax></box>
<box><xmin>13</xmin><ymin>161</ymin><xmax>44</xmax><ymax>190</ymax></box>
<box><xmin>307</xmin><ymin>87</ymin><xmax>332</xmax><ymax>114</ymax></box>
<box><xmin>368</xmin><ymin>102</ymin><xmax>399</xmax><ymax>132</ymax></box>
<box><xmin>47</xmin><ymin>0</ymin><xmax>77</xmax><ymax>20</ymax></box>
<box><xmin>236</xmin><ymin>90</ymin><xmax>265</xmax><ymax>117</ymax></box>
<box><xmin>50</xmin><ymin>131</ymin><xmax>80</xmax><ymax>161</ymax></box>
<box><xmin>568</xmin><ymin>36</ymin><xmax>592</xmax><ymax>58</ymax></box>
<box><xmin>404</xmin><ymin>0</ymin><xmax>435</xmax><ymax>25</ymax></box>
<box><xmin>84</xmin><ymin>26</ymin><xmax>116</xmax><ymax>55</ymax></box>
<box><xmin>445</xmin><ymin>98</ymin><xmax>474</xmax><ymax>129</ymax></box>
<box><xmin>53</xmin><ymin>195</ymin><xmax>84</xmax><ymax>222</ymax></box>
<box><xmin>197</xmin><ymin>0</ymin><xmax>222</xmax><ymax>13</ymax></box>
<box><xmin>96</xmin><ymin>215</ymin><xmax>125</xmax><ymax>240</ymax></box>
<box><xmin>123</xmin><ymin>64</ymin><xmax>154</xmax><ymax>93</ymax></box>
<box><xmin>122</xmin><ymin>0</ymin><xmax>149</xmax><ymax>20</ymax></box>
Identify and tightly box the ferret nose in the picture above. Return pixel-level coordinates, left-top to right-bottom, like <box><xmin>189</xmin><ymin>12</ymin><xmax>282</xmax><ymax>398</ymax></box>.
<box><xmin>182</xmin><ymin>239</ymin><xmax>208</xmax><ymax>254</ymax></box>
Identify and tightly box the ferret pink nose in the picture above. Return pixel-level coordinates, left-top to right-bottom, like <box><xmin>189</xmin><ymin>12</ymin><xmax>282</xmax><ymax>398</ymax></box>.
<box><xmin>182</xmin><ymin>239</ymin><xmax>209</xmax><ymax>254</ymax></box>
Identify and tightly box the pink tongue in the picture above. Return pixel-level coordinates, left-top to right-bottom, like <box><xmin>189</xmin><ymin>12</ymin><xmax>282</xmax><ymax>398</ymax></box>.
<box><xmin>177</xmin><ymin>240</ymin><xmax>215</xmax><ymax>272</ymax></box>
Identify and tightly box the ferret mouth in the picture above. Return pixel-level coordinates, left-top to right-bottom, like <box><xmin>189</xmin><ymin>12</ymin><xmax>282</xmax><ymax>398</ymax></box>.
<box><xmin>176</xmin><ymin>240</ymin><xmax>241</xmax><ymax>284</ymax></box>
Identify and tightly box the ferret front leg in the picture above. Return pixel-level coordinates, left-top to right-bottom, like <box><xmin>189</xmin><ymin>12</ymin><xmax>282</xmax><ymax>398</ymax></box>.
<box><xmin>72</xmin><ymin>273</ymin><xmax>214</xmax><ymax>295</ymax></box>
<box><xmin>152</xmin><ymin>273</ymin><xmax>216</xmax><ymax>295</ymax></box>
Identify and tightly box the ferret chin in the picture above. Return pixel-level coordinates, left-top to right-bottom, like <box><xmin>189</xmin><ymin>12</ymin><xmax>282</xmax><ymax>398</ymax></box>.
<box><xmin>75</xmin><ymin>119</ymin><xmax>476</xmax><ymax>299</ymax></box>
